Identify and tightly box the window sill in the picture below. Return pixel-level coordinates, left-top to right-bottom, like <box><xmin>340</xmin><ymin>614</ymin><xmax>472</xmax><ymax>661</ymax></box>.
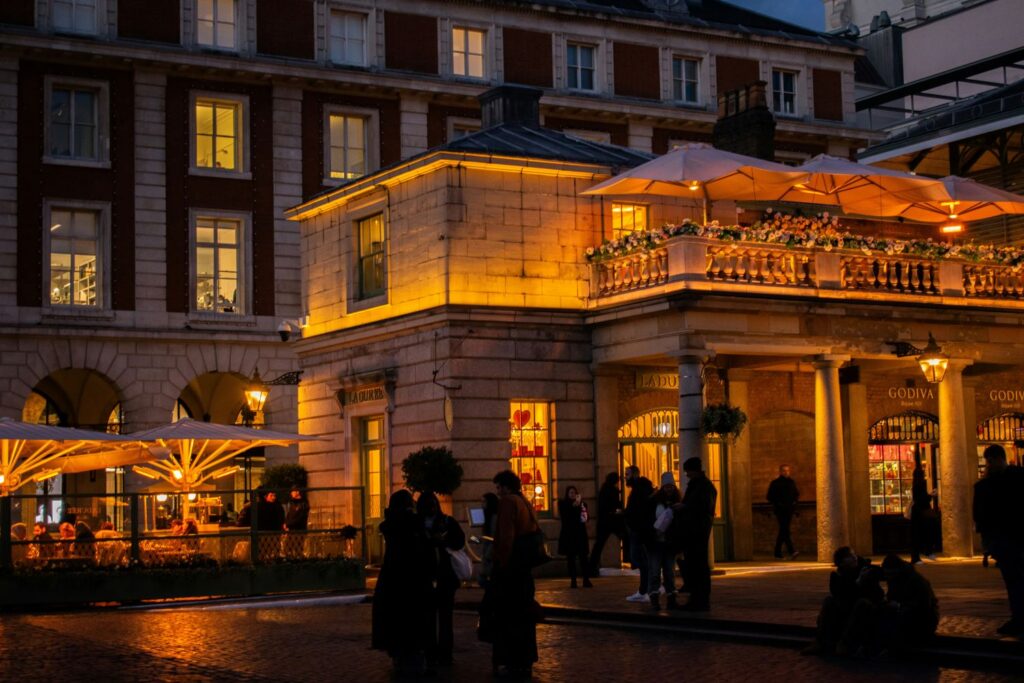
<box><xmin>187</xmin><ymin>313</ymin><xmax>257</xmax><ymax>328</ymax></box>
<box><xmin>43</xmin><ymin>156</ymin><xmax>111</xmax><ymax>170</ymax></box>
<box><xmin>196</xmin><ymin>45</ymin><xmax>241</xmax><ymax>55</ymax></box>
<box><xmin>42</xmin><ymin>307</ymin><xmax>115</xmax><ymax>322</ymax></box>
<box><xmin>189</xmin><ymin>168</ymin><xmax>252</xmax><ymax>181</ymax></box>
<box><xmin>347</xmin><ymin>295</ymin><xmax>387</xmax><ymax>314</ymax></box>
<box><xmin>671</xmin><ymin>100</ymin><xmax>706</xmax><ymax>110</ymax></box>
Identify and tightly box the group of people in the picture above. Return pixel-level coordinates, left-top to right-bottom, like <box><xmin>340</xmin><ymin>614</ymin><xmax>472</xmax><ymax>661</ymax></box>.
<box><xmin>10</xmin><ymin>519</ymin><xmax>115</xmax><ymax>564</ymax></box>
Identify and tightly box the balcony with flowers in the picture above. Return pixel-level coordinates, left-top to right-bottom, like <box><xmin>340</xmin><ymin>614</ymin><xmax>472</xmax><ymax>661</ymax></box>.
<box><xmin>586</xmin><ymin>211</ymin><xmax>1024</xmax><ymax>307</ymax></box>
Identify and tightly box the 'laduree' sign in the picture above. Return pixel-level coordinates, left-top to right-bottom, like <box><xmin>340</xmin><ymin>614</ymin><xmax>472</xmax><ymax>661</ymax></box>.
<box><xmin>636</xmin><ymin>371</ymin><xmax>678</xmax><ymax>391</ymax></box>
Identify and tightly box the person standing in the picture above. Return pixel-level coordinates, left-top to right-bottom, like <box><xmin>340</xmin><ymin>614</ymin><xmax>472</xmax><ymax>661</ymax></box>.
<box><xmin>767</xmin><ymin>464</ymin><xmax>800</xmax><ymax>560</ymax></box>
<box><xmin>558</xmin><ymin>486</ymin><xmax>592</xmax><ymax>588</ymax></box>
<box><xmin>588</xmin><ymin>472</ymin><xmax>624</xmax><ymax>576</ymax></box>
<box><xmin>491</xmin><ymin>470</ymin><xmax>540</xmax><ymax>678</ymax></box>
<box><xmin>678</xmin><ymin>457</ymin><xmax>717</xmax><ymax>611</ymax></box>
<box><xmin>284</xmin><ymin>486</ymin><xmax>310</xmax><ymax>559</ymax></box>
<box><xmin>418</xmin><ymin>491</ymin><xmax>466</xmax><ymax>667</ymax></box>
<box><xmin>255</xmin><ymin>490</ymin><xmax>285</xmax><ymax>561</ymax></box>
<box><xmin>623</xmin><ymin>465</ymin><xmax>655</xmax><ymax>602</ymax></box>
<box><xmin>909</xmin><ymin>464</ymin><xmax>937</xmax><ymax>565</ymax></box>
<box><xmin>648</xmin><ymin>473</ymin><xmax>682</xmax><ymax>610</ymax></box>
<box><xmin>973</xmin><ymin>444</ymin><xmax>1024</xmax><ymax>636</ymax></box>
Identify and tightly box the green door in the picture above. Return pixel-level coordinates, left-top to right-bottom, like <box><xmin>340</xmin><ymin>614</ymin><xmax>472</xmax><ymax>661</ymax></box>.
<box><xmin>361</xmin><ymin>416</ymin><xmax>387</xmax><ymax>564</ymax></box>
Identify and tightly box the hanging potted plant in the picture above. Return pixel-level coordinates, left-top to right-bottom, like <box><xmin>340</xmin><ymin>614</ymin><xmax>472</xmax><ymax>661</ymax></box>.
<box><xmin>701</xmin><ymin>403</ymin><xmax>748</xmax><ymax>441</ymax></box>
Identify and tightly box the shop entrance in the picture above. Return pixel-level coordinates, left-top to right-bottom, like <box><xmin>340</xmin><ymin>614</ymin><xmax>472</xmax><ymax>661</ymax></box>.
<box><xmin>618</xmin><ymin>409</ymin><xmax>730</xmax><ymax>561</ymax></box>
<box><xmin>360</xmin><ymin>415</ymin><xmax>388</xmax><ymax>564</ymax></box>
<box><xmin>868</xmin><ymin>411</ymin><xmax>941</xmax><ymax>554</ymax></box>
<box><xmin>977</xmin><ymin>413</ymin><xmax>1024</xmax><ymax>476</ymax></box>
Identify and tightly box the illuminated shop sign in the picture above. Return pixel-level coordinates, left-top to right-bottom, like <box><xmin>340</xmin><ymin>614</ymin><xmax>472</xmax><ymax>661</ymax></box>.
<box><xmin>635</xmin><ymin>371</ymin><xmax>678</xmax><ymax>391</ymax></box>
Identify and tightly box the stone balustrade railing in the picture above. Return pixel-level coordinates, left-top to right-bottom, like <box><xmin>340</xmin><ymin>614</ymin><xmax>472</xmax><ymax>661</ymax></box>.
<box><xmin>590</xmin><ymin>235</ymin><xmax>1024</xmax><ymax>304</ymax></box>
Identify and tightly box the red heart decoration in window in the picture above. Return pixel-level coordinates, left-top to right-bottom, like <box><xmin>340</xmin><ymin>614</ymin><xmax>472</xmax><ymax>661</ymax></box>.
<box><xmin>521</xmin><ymin>472</ymin><xmax>532</xmax><ymax>485</ymax></box>
<box><xmin>512</xmin><ymin>410</ymin><xmax>531</xmax><ymax>429</ymax></box>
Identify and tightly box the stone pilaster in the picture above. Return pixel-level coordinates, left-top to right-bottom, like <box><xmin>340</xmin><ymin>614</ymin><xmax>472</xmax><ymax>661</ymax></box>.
<box><xmin>593</xmin><ymin>367</ymin><xmax>620</xmax><ymax>568</ymax></box>
<box><xmin>674</xmin><ymin>351</ymin><xmax>710</xmax><ymax>483</ymax></box>
<box><xmin>726</xmin><ymin>369</ymin><xmax>753</xmax><ymax>560</ymax></box>
<box><xmin>814</xmin><ymin>355</ymin><xmax>850</xmax><ymax>562</ymax></box>
<box><xmin>939</xmin><ymin>359</ymin><xmax>974</xmax><ymax>557</ymax></box>
<box><xmin>842</xmin><ymin>380</ymin><xmax>871</xmax><ymax>555</ymax></box>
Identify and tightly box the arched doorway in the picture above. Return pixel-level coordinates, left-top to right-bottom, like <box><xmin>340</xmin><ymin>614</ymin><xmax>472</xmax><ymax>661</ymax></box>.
<box><xmin>868</xmin><ymin>411</ymin><xmax>940</xmax><ymax>554</ymax></box>
<box><xmin>977</xmin><ymin>413</ymin><xmax>1024</xmax><ymax>473</ymax></box>
<box><xmin>617</xmin><ymin>409</ymin><xmax>730</xmax><ymax>560</ymax></box>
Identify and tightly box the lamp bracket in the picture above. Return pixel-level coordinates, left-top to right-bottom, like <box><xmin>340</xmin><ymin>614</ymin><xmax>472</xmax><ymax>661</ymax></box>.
<box><xmin>885</xmin><ymin>341</ymin><xmax>923</xmax><ymax>358</ymax></box>
<box><xmin>266</xmin><ymin>370</ymin><xmax>304</xmax><ymax>386</ymax></box>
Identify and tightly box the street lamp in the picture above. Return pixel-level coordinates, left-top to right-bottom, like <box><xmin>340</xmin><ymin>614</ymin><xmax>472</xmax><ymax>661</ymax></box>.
<box><xmin>240</xmin><ymin>368</ymin><xmax>270</xmax><ymax>493</ymax></box>
<box><xmin>886</xmin><ymin>332</ymin><xmax>949</xmax><ymax>384</ymax></box>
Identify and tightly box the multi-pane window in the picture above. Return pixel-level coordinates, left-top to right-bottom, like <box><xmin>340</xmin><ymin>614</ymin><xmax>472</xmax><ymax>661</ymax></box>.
<box><xmin>52</xmin><ymin>0</ymin><xmax>98</xmax><ymax>34</ymax></box>
<box><xmin>361</xmin><ymin>416</ymin><xmax>387</xmax><ymax>520</ymax></box>
<box><xmin>357</xmin><ymin>213</ymin><xmax>386</xmax><ymax>299</ymax></box>
<box><xmin>612</xmin><ymin>203</ymin><xmax>648</xmax><ymax>239</ymax></box>
<box><xmin>329</xmin><ymin>114</ymin><xmax>367</xmax><ymax>180</ymax></box>
<box><xmin>194</xmin><ymin>216</ymin><xmax>241</xmax><ymax>314</ymax></box>
<box><xmin>49</xmin><ymin>86</ymin><xmax>99</xmax><ymax>161</ymax></box>
<box><xmin>197</xmin><ymin>0</ymin><xmax>236</xmax><ymax>50</ymax></box>
<box><xmin>672</xmin><ymin>57</ymin><xmax>700</xmax><ymax>104</ymax></box>
<box><xmin>566</xmin><ymin>43</ymin><xmax>596</xmax><ymax>91</ymax></box>
<box><xmin>194</xmin><ymin>98</ymin><xmax>242</xmax><ymax>171</ymax></box>
<box><xmin>450</xmin><ymin>121</ymin><xmax>480</xmax><ymax>140</ymax></box>
<box><xmin>772</xmin><ymin>69</ymin><xmax>797</xmax><ymax>116</ymax></box>
<box><xmin>49</xmin><ymin>208</ymin><xmax>101</xmax><ymax>307</ymax></box>
<box><xmin>509</xmin><ymin>400</ymin><xmax>552</xmax><ymax>512</ymax></box>
<box><xmin>452</xmin><ymin>27</ymin><xmax>485</xmax><ymax>78</ymax></box>
<box><xmin>329</xmin><ymin>11</ymin><xmax>366</xmax><ymax>66</ymax></box>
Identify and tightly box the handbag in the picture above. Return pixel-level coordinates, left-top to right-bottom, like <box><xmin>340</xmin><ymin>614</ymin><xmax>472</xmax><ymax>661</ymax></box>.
<box><xmin>654</xmin><ymin>507</ymin><xmax>674</xmax><ymax>534</ymax></box>
<box><xmin>447</xmin><ymin>546</ymin><xmax>474</xmax><ymax>581</ymax></box>
<box><xmin>515</xmin><ymin>529</ymin><xmax>554</xmax><ymax>568</ymax></box>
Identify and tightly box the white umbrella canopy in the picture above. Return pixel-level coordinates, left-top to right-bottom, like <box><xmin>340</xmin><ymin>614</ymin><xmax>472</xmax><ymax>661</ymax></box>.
<box><xmin>129</xmin><ymin>418</ymin><xmax>319</xmax><ymax>490</ymax></box>
<box><xmin>843</xmin><ymin>175</ymin><xmax>1024</xmax><ymax>223</ymax></box>
<box><xmin>769</xmin><ymin>154</ymin><xmax>941</xmax><ymax>210</ymax></box>
<box><xmin>0</xmin><ymin>417</ymin><xmax>157</xmax><ymax>493</ymax></box>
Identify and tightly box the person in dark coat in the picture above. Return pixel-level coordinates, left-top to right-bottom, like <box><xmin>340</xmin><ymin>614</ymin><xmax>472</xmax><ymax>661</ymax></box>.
<box><xmin>255</xmin><ymin>490</ymin><xmax>285</xmax><ymax>530</ymax></box>
<box><xmin>588</xmin><ymin>472</ymin><xmax>624</xmax><ymax>576</ymax></box>
<box><xmin>974</xmin><ymin>444</ymin><xmax>1024</xmax><ymax>636</ymax></box>
<box><xmin>491</xmin><ymin>469</ymin><xmax>540</xmax><ymax>678</ymax></box>
<box><xmin>767</xmin><ymin>464</ymin><xmax>800</xmax><ymax>560</ymax></box>
<box><xmin>804</xmin><ymin>546</ymin><xmax>884</xmax><ymax>656</ymax></box>
<box><xmin>880</xmin><ymin>553</ymin><xmax>939</xmax><ymax>650</ymax></box>
<box><xmin>284</xmin><ymin>487</ymin><xmax>311</xmax><ymax>558</ymax></box>
<box><xmin>372</xmin><ymin>489</ymin><xmax>433</xmax><ymax>675</ymax></box>
<box><xmin>558</xmin><ymin>485</ymin><xmax>592</xmax><ymax>588</ymax></box>
<box><xmin>648</xmin><ymin>473</ymin><xmax>682</xmax><ymax>610</ymax></box>
<box><xmin>909</xmin><ymin>465</ymin><xmax>937</xmax><ymax>564</ymax></box>
<box><xmin>418</xmin><ymin>491</ymin><xmax>466</xmax><ymax>667</ymax></box>
<box><xmin>677</xmin><ymin>457</ymin><xmax>717</xmax><ymax>611</ymax></box>
<box><xmin>623</xmin><ymin>466</ymin><xmax>655</xmax><ymax>602</ymax></box>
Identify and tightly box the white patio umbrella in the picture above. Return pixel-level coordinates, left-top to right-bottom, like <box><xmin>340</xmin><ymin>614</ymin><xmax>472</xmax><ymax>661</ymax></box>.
<box><xmin>843</xmin><ymin>175</ymin><xmax>1024</xmax><ymax>224</ymax></box>
<box><xmin>0</xmin><ymin>417</ymin><xmax>162</xmax><ymax>494</ymax></box>
<box><xmin>581</xmin><ymin>143</ymin><xmax>807</xmax><ymax>222</ymax></box>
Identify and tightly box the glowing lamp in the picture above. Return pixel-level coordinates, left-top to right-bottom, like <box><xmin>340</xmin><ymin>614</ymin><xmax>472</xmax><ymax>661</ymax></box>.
<box><xmin>245</xmin><ymin>368</ymin><xmax>270</xmax><ymax>415</ymax></box>
<box><xmin>156</xmin><ymin>494</ymin><xmax>168</xmax><ymax>503</ymax></box>
<box><xmin>187</xmin><ymin>493</ymin><xmax>198</xmax><ymax>502</ymax></box>
<box><xmin>941</xmin><ymin>224</ymin><xmax>963</xmax><ymax>234</ymax></box>
<box><xmin>687</xmin><ymin>181</ymin><xmax>700</xmax><ymax>191</ymax></box>
<box><xmin>0</xmin><ymin>473</ymin><xmax>5</xmax><ymax>485</ymax></box>
<box><xmin>172</xmin><ymin>469</ymin><xmax>183</xmax><ymax>481</ymax></box>
<box><xmin>534</xmin><ymin>485</ymin><xmax>543</xmax><ymax>495</ymax></box>
<box><xmin>917</xmin><ymin>333</ymin><xmax>949</xmax><ymax>384</ymax></box>
<box><xmin>942</xmin><ymin>201</ymin><xmax>960</xmax><ymax>219</ymax></box>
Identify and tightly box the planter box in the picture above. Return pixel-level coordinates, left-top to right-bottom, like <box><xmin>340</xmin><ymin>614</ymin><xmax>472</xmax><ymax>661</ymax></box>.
<box><xmin>0</xmin><ymin>561</ymin><xmax>365</xmax><ymax>608</ymax></box>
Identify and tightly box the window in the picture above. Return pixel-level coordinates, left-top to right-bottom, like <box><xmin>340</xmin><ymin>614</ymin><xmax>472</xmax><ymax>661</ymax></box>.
<box><xmin>510</xmin><ymin>400</ymin><xmax>552</xmax><ymax>512</ymax></box>
<box><xmin>772</xmin><ymin>69</ymin><xmax>798</xmax><ymax>116</ymax></box>
<box><xmin>48</xmin><ymin>207</ymin><xmax>102</xmax><ymax>307</ymax></box>
<box><xmin>452</xmin><ymin>27</ymin><xmax>485</xmax><ymax>79</ymax></box>
<box><xmin>52</xmin><ymin>0</ymin><xmax>98</xmax><ymax>34</ymax></box>
<box><xmin>612</xmin><ymin>203</ymin><xmax>648</xmax><ymax>238</ymax></box>
<box><xmin>196</xmin><ymin>0</ymin><xmax>236</xmax><ymax>50</ymax></box>
<box><xmin>194</xmin><ymin>216</ymin><xmax>242</xmax><ymax>314</ymax></box>
<box><xmin>447</xmin><ymin>117</ymin><xmax>480</xmax><ymax>141</ymax></box>
<box><xmin>193</xmin><ymin>96</ymin><xmax>244</xmax><ymax>172</ymax></box>
<box><xmin>329</xmin><ymin>11</ymin><xmax>366</xmax><ymax>66</ymax></box>
<box><xmin>566</xmin><ymin>42</ymin><xmax>596</xmax><ymax>91</ymax></box>
<box><xmin>47</xmin><ymin>83</ymin><xmax>101</xmax><ymax>162</ymax></box>
<box><xmin>328</xmin><ymin>114</ymin><xmax>367</xmax><ymax>180</ymax></box>
<box><xmin>357</xmin><ymin>213</ymin><xmax>386</xmax><ymax>299</ymax></box>
<box><xmin>361</xmin><ymin>416</ymin><xmax>387</xmax><ymax>520</ymax></box>
<box><xmin>672</xmin><ymin>57</ymin><xmax>700</xmax><ymax>104</ymax></box>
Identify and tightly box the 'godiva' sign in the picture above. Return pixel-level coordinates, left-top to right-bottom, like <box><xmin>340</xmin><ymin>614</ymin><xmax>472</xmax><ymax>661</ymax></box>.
<box><xmin>636</xmin><ymin>371</ymin><xmax>678</xmax><ymax>391</ymax></box>
<box><xmin>342</xmin><ymin>385</ymin><xmax>386</xmax><ymax>406</ymax></box>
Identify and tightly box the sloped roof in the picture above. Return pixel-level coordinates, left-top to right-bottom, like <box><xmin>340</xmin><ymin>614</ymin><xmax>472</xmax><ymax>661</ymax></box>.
<box><xmin>445</xmin><ymin>124</ymin><xmax>654</xmax><ymax>167</ymax></box>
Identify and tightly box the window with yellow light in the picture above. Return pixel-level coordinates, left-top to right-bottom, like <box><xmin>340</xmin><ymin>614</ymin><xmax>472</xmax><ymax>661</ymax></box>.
<box><xmin>509</xmin><ymin>400</ymin><xmax>552</xmax><ymax>512</ymax></box>
<box><xmin>611</xmin><ymin>202</ymin><xmax>648</xmax><ymax>239</ymax></box>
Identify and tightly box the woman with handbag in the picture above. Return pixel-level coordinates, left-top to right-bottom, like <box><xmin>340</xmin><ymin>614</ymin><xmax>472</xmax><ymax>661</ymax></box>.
<box><xmin>558</xmin><ymin>486</ymin><xmax>592</xmax><ymax>588</ymax></box>
<box><xmin>418</xmin><ymin>491</ymin><xmax>466</xmax><ymax>668</ymax></box>
<box><xmin>648</xmin><ymin>473</ymin><xmax>682</xmax><ymax>610</ymax></box>
<box><xmin>491</xmin><ymin>469</ymin><xmax>541</xmax><ymax>678</ymax></box>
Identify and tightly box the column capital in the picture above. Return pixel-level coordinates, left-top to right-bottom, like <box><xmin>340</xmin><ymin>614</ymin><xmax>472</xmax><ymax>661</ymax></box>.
<box><xmin>811</xmin><ymin>354</ymin><xmax>850</xmax><ymax>369</ymax></box>
<box><xmin>944</xmin><ymin>358</ymin><xmax>974</xmax><ymax>374</ymax></box>
<box><xmin>669</xmin><ymin>349</ymin><xmax>714</xmax><ymax>364</ymax></box>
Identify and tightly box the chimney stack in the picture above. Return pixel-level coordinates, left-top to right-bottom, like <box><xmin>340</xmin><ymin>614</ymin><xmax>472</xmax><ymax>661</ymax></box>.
<box><xmin>712</xmin><ymin>81</ymin><xmax>775</xmax><ymax>161</ymax></box>
<box><xmin>478</xmin><ymin>85</ymin><xmax>542</xmax><ymax>130</ymax></box>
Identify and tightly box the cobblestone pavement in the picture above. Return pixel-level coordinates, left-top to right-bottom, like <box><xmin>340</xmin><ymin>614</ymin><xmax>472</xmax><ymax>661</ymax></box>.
<box><xmin>0</xmin><ymin>601</ymin><xmax>1017</xmax><ymax>682</ymax></box>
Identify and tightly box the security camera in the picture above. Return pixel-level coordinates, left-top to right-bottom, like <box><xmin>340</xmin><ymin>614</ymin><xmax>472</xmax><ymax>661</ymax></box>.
<box><xmin>277</xmin><ymin>320</ymin><xmax>292</xmax><ymax>342</ymax></box>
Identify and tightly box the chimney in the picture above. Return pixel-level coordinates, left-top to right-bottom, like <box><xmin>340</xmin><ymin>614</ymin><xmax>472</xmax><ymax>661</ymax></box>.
<box><xmin>712</xmin><ymin>81</ymin><xmax>775</xmax><ymax>161</ymax></box>
<box><xmin>478</xmin><ymin>85</ymin><xmax>542</xmax><ymax>130</ymax></box>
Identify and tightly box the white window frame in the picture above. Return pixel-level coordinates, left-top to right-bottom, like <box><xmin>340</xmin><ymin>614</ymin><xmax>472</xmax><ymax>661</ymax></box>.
<box><xmin>771</xmin><ymin>67</ymin><xmax>801</xmax><ymax>118</ymax></box>
<box><xmin>43</xmin><ymin>76</ymin><xmax>110</xmax><ymax>168</ymax></box>
<box><xmin>51</xmin><ymin>0</ymin><xmax>103</xmax><ymax>36</ymax></box>
<box><xmin>611</xmin><ymin>202</ymin><xmax>649</xmax><ymax>238</ymax></box>
<box><xmin>671</xmin><ymin>55</ymin><xmax>702</xmax><ymax>105</ymax></box>
<box><xmin>447</xmin><ymin>116</ymin><xmax>481</xmax><ymax>142</ymax></box>
<box><xmin>322</xmin><ymin>105</ymin><xmax>379</xmax><ymax>185</ymax></box>
<box><xmin>188</xmin><ymin>209</ymin><xmax>251</xmax><ymax>317</ymax></box>
<box><xmin>42</xmin><ymin>199</ymin><xmax>110</xmax><ymax>311</ymax></box>
<box><xmin>190</xmin><ymin>91</ymin><xmax>249</xmax><ymax>178</ymax></box>
<box><xmin>195</xmin><ymin>0</ymin><xmax>238</xmax><ymax>51</ymax></box>
<box><xmin>347</xmin><ymin>200</ymin><xmax>389</xmax><ymax>312</ymax></box>
<box><xmin>565</xmin><ymin>40</ymin><xmax>599</xmax><ymax>92</ymax></box>
<box><xmin>451</xmin><ymin>25</ymin><xmax>487</xmax><ymax>80</ymax></box>
<box><xmin>327</xmin><ymin>9</ymin><xmax>368</xmax><ymax>67</ymax></box>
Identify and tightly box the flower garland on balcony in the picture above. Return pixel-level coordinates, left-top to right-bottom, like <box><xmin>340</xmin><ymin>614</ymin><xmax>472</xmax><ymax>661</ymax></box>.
<box><xmin>585</xmin><ymin>212</ymin><xmax>1024</xmax><ymax>270</ymax></box>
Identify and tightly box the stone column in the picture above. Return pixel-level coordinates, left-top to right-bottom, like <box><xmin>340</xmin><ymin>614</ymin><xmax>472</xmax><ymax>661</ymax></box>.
<box><xmin>813</xmin><ymin>356</ymin><xmax>850</xmax><ymax>562</ymax></box>
<box><xmin>726</xmin><ymin>370</ymin><xmax>753</xmax><ymax>560</ymax></box>
<box><xmin>674</xmin><ymin>352</ymin><xmax>710</xmax><ymax>482</ymax></box>
<box><xmin>939</xmin><ymin>360</ymin><xmax>974</xmax><ymax>557</ymax></box>
<box><xmin>842</xmin><ymin>381</ymin><xmax>871</xmax><ymax>554</ymax></box>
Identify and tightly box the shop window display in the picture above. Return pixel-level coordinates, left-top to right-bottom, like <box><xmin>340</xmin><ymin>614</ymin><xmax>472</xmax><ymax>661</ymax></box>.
<box><xmin>509</xmin><ymin>400</ymin><xmax>551</xmax><ymax>512</ymax></box>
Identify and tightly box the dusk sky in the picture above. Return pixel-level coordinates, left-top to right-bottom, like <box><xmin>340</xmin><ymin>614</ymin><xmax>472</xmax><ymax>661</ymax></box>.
<box><xmin>730</xmin><ymin>0</ymin><xmax>826</xmax><ymax>30</ymax></box>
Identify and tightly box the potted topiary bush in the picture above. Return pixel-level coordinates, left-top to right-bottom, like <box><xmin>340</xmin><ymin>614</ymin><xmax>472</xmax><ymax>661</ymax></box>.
<box><xmin>401</xmin><ymin>446</ymin><xmax>464</xmax><ymax>495</ymax></box>
<box><xmin>700</xmin><ymin>403</ymin><xmax>748</xmax><ymax>441</ymax></box>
